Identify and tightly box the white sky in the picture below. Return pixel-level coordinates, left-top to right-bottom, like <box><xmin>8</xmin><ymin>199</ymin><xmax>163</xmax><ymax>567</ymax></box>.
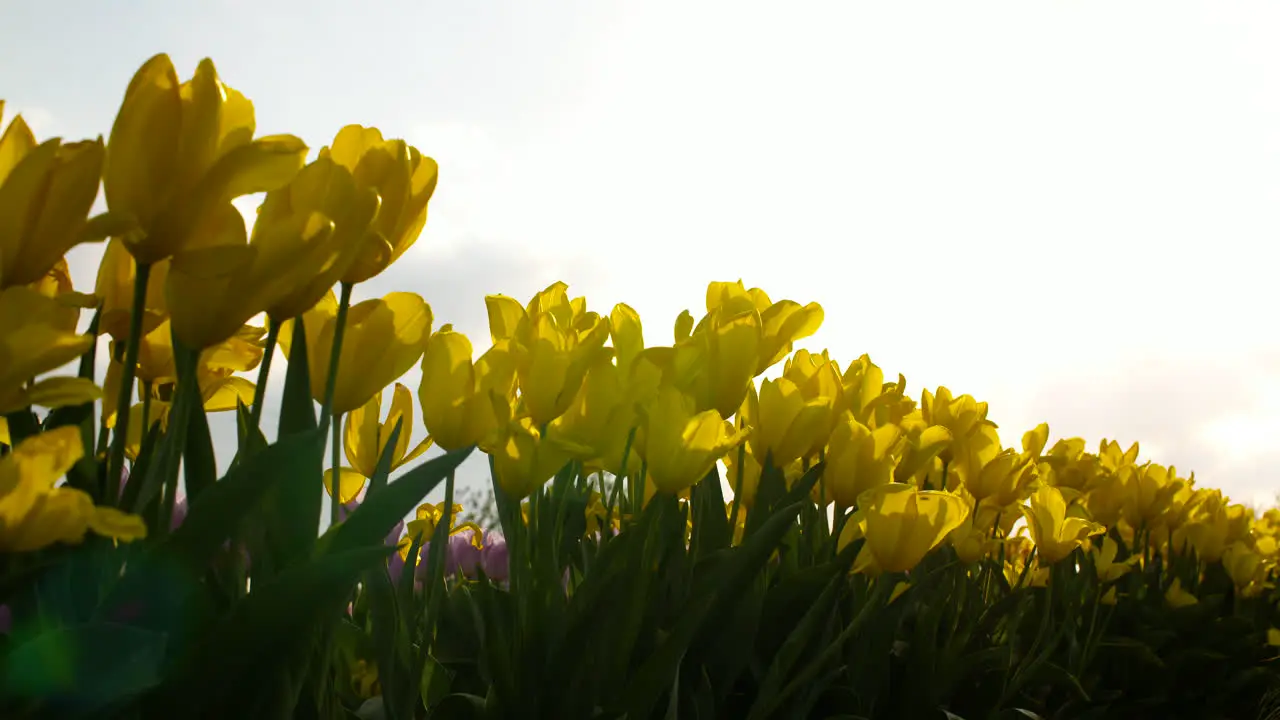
<box><xmin>3</xmin><ymin>1</ymin><xmax>1279</xmax><ymax>509</ymax></box>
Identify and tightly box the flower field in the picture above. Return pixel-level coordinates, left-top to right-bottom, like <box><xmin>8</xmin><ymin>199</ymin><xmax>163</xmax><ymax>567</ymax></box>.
<box><xmin>2</xmin><ymin>53</ymin><xmax>1279</xmax><ymax>719</ymax></box>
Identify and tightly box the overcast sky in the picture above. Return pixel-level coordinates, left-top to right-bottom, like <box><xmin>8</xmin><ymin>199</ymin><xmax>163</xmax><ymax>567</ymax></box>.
<box><xmin>4</xmin><ymin>1</ymin><xmax>1279</xmax><ymax>511</ymax></box>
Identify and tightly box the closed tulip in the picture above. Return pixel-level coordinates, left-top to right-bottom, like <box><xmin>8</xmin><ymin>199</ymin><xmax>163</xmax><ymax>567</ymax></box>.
<box><xmin>94</xmin><ymin>239</ymin><xmax>170</xmax><ymax>341</ymax></box>
<box><xmin>166</xmin><ymin>158</ymin><xmax>378</xmax><ymax>348</ymax></box>
<box><xmin>280</xmin><ymin>289</ymin><xmax>432</xmax><ymax>414</ymax></box>
<box><xmin>104</xmin><ymin>55</ymin><xmax>307</xmax><ymax>265</ymax></box>
<box><xmin>751</xmin><ymin>377</ymin><xmax>833</xmax><ymax>469</ymax></box>
<box><xmin>824</xmin><ymin>412</ymin><xmax>902</xmax><ymax>509</ymax></box>
<box><xmin>639</xmin><ymin>384</ymin><xmax>747</xmax><ymax>495</ymax></box>
<box><xmin>854</xmin><ymin>483</ymin><xmax>969</xmax><ymax>574</ymax></box>
<box><xmin>418</xmin><ymin>326</ymin><xmax>516</xmax><ymax>451</ymax></box>
<box><xmin>0</xmin><ymin>104</ymin><xmax>110</xmax><ymax>289</ymax></box>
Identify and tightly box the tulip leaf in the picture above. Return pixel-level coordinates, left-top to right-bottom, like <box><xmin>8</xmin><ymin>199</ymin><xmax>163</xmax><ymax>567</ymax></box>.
<box><xmin>690</xmin><ymin>465</ymin><xmax>730</xmax><ymax>559</ymax></box>
<box><xmin>319</xmin><ymin>445</ymin><xmax>473</xmax><ymax>558</ymax></box>
<box><xmin>279</xmin><ymin>317</ymin><xmax>316</xmax><ymax>437</ymax></box>
<box><xmin>0</xmin><ymin>621</ymin><xmax>166</xmax><ymax>717</ymax></box>
<box><xmin>364</xmin><ymin>563</ymin><xmax>409</xmax><ymax>720</ymax></box>
<box><xmin>624</xmin><ymin>501</ymin><xmax>807</xmax><ymax>719</ymax></box>
<box><xmin>156</xmin><ymin>545</ymin><xmax>390</xmax><ymax>715</ymax></box>
<box><xmin>747</xmin><ymin>574</ymin><xmax>843</xmax><ymax>720</ymax></box>
<box><xmin>165</xmin><ymin>426</ymin><xmax>327</xmax><ymax>570</ymax></box>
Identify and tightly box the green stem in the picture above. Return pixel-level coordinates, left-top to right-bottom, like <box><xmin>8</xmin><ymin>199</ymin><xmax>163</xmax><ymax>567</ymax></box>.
<box><xmin>140</xmin><ymin>381</ymin><xmax>153</xmax><ymax>443</ymax></box>
<box><xmin>424</xmin><ymin>470</ymin><xmax>456</xmax><ymax>649</ymax></box>
<box><xmin>330</xmin><ymin>413</ymin><xmax>342</xmax><ymax>529</ymax></box>
<box><xmin>727</xmin><ymin>416</ymin><xmax>748</xmax><ymax>542</ymax></box>
<box><xmin>770</xmin><ymin>575</ymin><xmax>896</xmax><ymax>713</ymax></box>
<box><xmin>250</xmin><ymin>318</ymin><xmax>281</xmax><ymax>429</ymax></box>
<box><xmin>107</xmin><ymin>261</ymin><xmax>152</xmax><ymax>505</ymax></box>
<box><xmin>319</xmin><ymin>282</ymin><xmax>354</xmax><ymax>426</ymax></box>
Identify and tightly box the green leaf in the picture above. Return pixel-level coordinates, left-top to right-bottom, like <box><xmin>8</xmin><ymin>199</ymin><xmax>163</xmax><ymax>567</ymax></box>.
<box><xmin>623</xmin><ymin>501</ymin><xmax>807</xmax><ymax>719</ymax></box>
<box><xmin>365</xmin><ymin>565</ymin><xmax>407</xmax><ymax>720</ymax></box>
<box><xmin>747</xmin><ymin>574</ymin><xmax>843</xmax><ymax>720</ymax></box>
<box><xmin>420</xmin><ymin>654</ymin><xmax>454</xmax><ymax>711</ymax></box>
<box><xmin>279</xmin><ymin>317</ymin><xmax>316</xmax><ymax>437</ymax></box>
<box><xmin>319</xmin><ymin>446</ymin><xmax>473</xmax><ymax>558</ymax></box>
<box><xmin>690</xmin><ymin>465</ymin><xmax>730</xmax><ymax>560</ymax></box>
<box><xmin>0</xmin><ymin>622</ymin><xmax>166</xmax><ymax>717</ymax></box>
<box><xmin>157</xmin><ymin>546</ymin><xmax>390</xmax><ymax>714</ymax></box>
<box><xmin>167</xmin><ymin>427</ymin><xmax>327</xmax><ymax>568</ymax></box>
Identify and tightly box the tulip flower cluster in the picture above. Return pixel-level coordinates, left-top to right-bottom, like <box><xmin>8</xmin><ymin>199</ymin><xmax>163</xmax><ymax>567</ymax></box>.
<box><xmin>1</xmin><ymin>53</ymin><xmax>1278</xmax><ymax>720</ymax></box>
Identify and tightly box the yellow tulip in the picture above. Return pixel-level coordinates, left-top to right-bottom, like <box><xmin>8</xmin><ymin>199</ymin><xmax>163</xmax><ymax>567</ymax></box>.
<box><xmin>853</xmin><ymin>483</ymin><xmax>969</xmax><ymax>574</ymax></box>
<box><xmin>1123</xmin><ymin>462</ymin><xmax>1186</xmax><ymax>529</ymax></box>
<box><xmin>29</xmin><ymin>259</ymin><xmax>93</xmax><ymax>335</ymax></box>
<box><xmin>1090</xmin><ymin>536</ymin><xmax>1138</xmax><ymax>583</ymax></box>
<box><xmin>920</xmin><ymin>386</ymin><xmax>988</xmax><ymax>463</ymax></box>
<box><xmin>1165</xmin><ymin>578</ymin><xmax>1198</xmax><ymax>608</ymax></box>
<box><xmin>280</xmin><ymin>289</ymin><xmax>432</xmax><ymax>414</ymax></box>
<box><xmin>0</xmin><ymin>107</ymin><xmax>108</xmax><ymax>289</ymax></box>
<box><xmin>0</xmin><ymin>286</ymin><xmax>99</xmax><ymax>414</ymax></box>
<box><xmin>840</xmin><ymin>354</ymin><xmax>885</xmax><ymax>425</ymax></box>
<box><xmin>321</xmin><ymin>125</ymin><xmax>438</xmax><ymax>284</ymax></box>
<box><xmin>344</xmin><ymin>383</ymin><xmax>432</xmax><ymax>478</ymax></box>
<box><xmin>639</xmin><ymin>384</ymin><xmax>748</xmax><ymax>495</ymax></box>
<box><xmin>957</xmin><ymin>426</ymin><xmax>1023</xmax><ymax>503</ymax></box>
<box><xmin>167</xmin><ymin>158</ymin><xmax>379</xmax><ymax>349</ymax></box>
<box><xmin>1182</xmin><ymin>494</ymin><xmax>1231</xmax><ymax>563</ymax></box>
<box><xmin>610</xmin><ymin>303</ymin><xmax>644</xmax><ymax>377</ymax></box>
<box><xmin>0</xmin><ymin>427</ymin><xmax>147</xmax><ymax>551</ymax></box>
<box><xmin>750</xmin><ymin>377</ymin><xmax>832</xmax><ymax>469</ymax></box>
<box><xmin>485</xmin><ymin>283</ymin><xmax>609</xmax><ymax>426</ymax></box>
<box><xmin>893</xmin><ymin>424</ymin><xmax>953</xmax><ymax>485</ymax></box>
<box><xmin>418</xmin><ymin>326</ymin><xmax>516</xmax><ymax>451</ymax></box>
<box><xmin>824</xmin><ymin>412</ymin><xmax>902</xmax><ymax>509</ymax></box>
<box><xmin>704</xmin><ymin>280</ymin><xmax>824</xmax><ymax>375</ymax></box>
<box><xmin>485</xmin><ymin>413</ymin><xmax>580</xmax><ymax>500</ymax></box>
<box><xmin>104</xmin><ymin>55</ymin><xmax>308</xmax><ymax>265</ymax></box>
<box><xmin>1020</xmin><ymin>484</ymin><xmax>1105</xmax><ymax>564</ymax></box>
<box><xmin>949</xmin><ymin>504</ymin><xmax>1003</xmax><ymax>564</ymax></box>
<box><xmin>95</xmin><ymin>239</ymin><xmax>170</xmax><ymax>341</ymax></box>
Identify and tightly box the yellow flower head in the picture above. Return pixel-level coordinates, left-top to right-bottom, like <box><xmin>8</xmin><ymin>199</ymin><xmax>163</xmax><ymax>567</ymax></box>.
<box><xmin>280</xmin><ymin>289</ymin><xmax>432</xmax><ymax>414</ymax></box>
<box><xmin>1021</xmin><ymin>484</ymin><xmax>1105</xmax><ymax>565</ymax></box>
<box><xmin>104</xmin><ymin>55</ymin><xmax>307</xmax><ymax>265</ymax></box>
<box><xmin>854</xmin><ymin>483</ymin><xmax>969</xmax><ymax>575</ymax></box>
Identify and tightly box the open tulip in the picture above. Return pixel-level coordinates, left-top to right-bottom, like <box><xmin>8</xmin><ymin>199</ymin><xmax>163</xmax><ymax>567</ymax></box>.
<box><xmin>0</xmin><ymin>427</ymin><xmax>146</xmax><ymax>551</ymax></box>
<box><xmin>280</xmin><ymin>289</ymin><xmax>432</xmax><ymax>414</ymax></box>
<box><xmin>485</xmin><ymin>283</ymin><xmax>610</xmax><ymax>426</ymax></box>
<box><xmin>0</xmin><ymin>286</ymin><xmax>100</xmax><ymax>414</ymax></box>
<box><xmin>1020</xmin><ymin>484</ymin><xmax>1105</xmax><ymax>564</ymax></box>
<box><xmin>344</xmin><ymin>383</ymin><xmax>432</xmax><ymax>478</ymax></box>
<box><xmin>104</xmin><ymin>55</ymin><xmax>308</xmax><ymax>265</ymax></box>
<box><xmin>321</xmin><ymin>125</ymin><xmax>438</xmax><ymax>284</ymax></box>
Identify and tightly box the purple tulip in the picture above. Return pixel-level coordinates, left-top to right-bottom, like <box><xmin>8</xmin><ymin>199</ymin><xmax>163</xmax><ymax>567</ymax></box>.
<box><xmin>171</xmin><ymin>495</ymin><xmax>188</xmax><ymax>531</ymax></box>
<box><xmin>0</xmin><ymin>605</ymin><xmax>10</xmax><ymax>634</ymax></box>
<box><xmin>480</xmin><ymin>531</ymin><xmax>508</xmax><ymax>583</ymax></box>
<box><xmin>445</xmin><ymin>528</ymin><xmax>483</xmax><ymax>579</ymax></box>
